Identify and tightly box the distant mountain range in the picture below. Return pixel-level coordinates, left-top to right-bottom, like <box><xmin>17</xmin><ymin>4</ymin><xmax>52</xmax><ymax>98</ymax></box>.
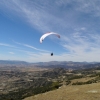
<box><xmin>0</xmin><ymin>60</ymin><xmax>97</xmax><ymax>65</ymax></box>
<box><xmin>0</xmin><ymin>60</ymin><xmax>28</xmax><ymax>64</ymax></box>
<box><xmin>0</xmin><ymin>60</ymin><xmax>100</xmax><ymax>70</ymax></box>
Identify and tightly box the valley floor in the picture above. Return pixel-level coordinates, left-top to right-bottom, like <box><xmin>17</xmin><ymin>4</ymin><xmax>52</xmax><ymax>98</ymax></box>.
<box><xmin>24</xmin><ymin>83</ymin><xmax>100</xmax><ymax>100</ymax></box>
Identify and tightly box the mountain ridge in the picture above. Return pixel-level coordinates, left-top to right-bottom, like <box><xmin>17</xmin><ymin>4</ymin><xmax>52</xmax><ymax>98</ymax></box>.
<box><xmin>0</xmin><ymin>60</ymin><xmax>100</xmax><ymax>70</ymax></box>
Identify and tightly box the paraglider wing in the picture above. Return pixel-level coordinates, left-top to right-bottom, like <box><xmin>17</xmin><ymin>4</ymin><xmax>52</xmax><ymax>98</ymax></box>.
<box><xmin>40</xmin><ymin>32</ymin><xmax>60</xmax><ymax>43</ymax></box>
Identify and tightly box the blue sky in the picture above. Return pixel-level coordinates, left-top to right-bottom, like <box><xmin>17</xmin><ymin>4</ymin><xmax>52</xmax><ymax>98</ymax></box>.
<box><xmin>0</xmin><ymin>0</ymin><xmax>100</xmax><ymax>62</ymax></box>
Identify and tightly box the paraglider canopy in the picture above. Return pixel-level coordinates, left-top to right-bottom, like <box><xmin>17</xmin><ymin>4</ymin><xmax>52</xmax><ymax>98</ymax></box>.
<box><xmin>40</xmin><ymin>32</ymin><xmax>60</xmax><ymax>43</ymax></box>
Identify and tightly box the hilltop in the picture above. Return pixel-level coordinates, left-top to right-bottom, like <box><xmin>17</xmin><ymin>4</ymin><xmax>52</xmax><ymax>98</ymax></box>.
<box><xmin>24</xmin><ymin>83</ymin><xmax>100</xmax><ymax>100</ymax></box>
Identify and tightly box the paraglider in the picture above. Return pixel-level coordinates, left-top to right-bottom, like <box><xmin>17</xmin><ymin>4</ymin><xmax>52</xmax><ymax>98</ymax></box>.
<box><xmin>40</xmin><ymin>32</ymin><xmax>60</xmax><ymax>56</ymax></box>
<box><xmin>51</xmin><ymin>52</ymin><xmax>53</xmax><ymax>56</ymax></box>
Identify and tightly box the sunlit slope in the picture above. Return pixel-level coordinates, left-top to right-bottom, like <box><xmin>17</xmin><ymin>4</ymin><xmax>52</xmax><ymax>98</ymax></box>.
<box><xmin>24</xmin><ymin>83</ymin><xmax>100</xmax><ymax>100</ymax></box>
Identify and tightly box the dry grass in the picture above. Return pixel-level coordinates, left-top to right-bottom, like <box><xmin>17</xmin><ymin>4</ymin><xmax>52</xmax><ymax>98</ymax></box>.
<box><xmin>24</xmin><ymin>83</ymin><xmax>100</xmax><ymax>100</ymax></box>
<box><xmin>71</xmin><ymin>77</ymin><xmax>96</xmax><ymax>84</ymax></box>
<box><xmin>20</xmin><ymin>67</ymin><xmax>48</xmax><ymax>72</ymax></box>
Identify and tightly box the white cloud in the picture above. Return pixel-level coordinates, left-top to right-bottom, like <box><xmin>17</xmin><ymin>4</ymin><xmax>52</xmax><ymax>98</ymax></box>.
<box><xmin>0</xmin><ymin>43</ymin><xmax>19</xmax><ymax>48</ymax></box>
<box><xmin>0</xmin><ymin>0</ymin><xmax>99</xmax><ymax>35</ymax></box>
<box><xmin>23</xmin><ymin>44</ymin><xmax>50</xmax><ymax>52</ymax></box>
<box><xmin>0</xmin><ymin>42</ymin><xmax>37</xmax><ymax>55</ymax></box>
<box><xmin>13</xmin><ymin>41</ymin><xmax>50</xmax><ymax>52</ymax></box>
<box><xmin>26</xmin><ymin>50</ymin><xmax>100</xmax><ymax>62</ymax></box>
<box><xmin>60</xmin><ymin>29</ymin><xmax>100</xmax><ymax>62</ymax></box>
<box><xmin>9</xmin><ymin>52</ymin><xmax>15</xmax><ymax>54</ymax></box>
<box><xmin>75</xmin><ymin>0</ymin><xmax>100</xmax><ymax>16</ymax></box>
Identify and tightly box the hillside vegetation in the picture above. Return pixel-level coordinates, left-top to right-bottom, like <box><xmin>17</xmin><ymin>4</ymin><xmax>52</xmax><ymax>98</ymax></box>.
<box><xmin>23</xmin><ymin>67</ymin><xmax>100</xmax><ymax>100</ymax></box>
<box><xmin>0</xmin><ymin>63</ymin><xmax>100</xmax><ymax>100</ymax></box>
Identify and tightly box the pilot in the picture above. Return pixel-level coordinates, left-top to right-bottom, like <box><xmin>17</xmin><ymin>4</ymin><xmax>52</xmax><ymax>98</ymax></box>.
<box><xmin>51</xmin><ymin>53</ymin><xmax>53</xmax><ymax>56</ymax></box>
